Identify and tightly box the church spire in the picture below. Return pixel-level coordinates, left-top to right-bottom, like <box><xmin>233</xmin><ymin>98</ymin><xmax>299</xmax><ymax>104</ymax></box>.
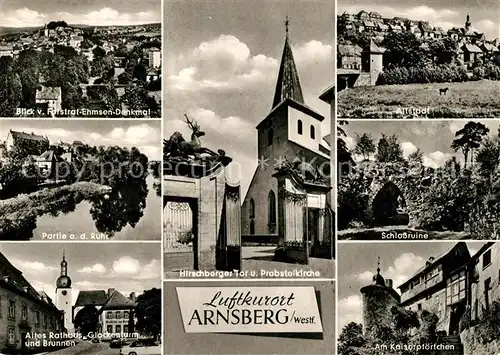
<box><xmin>271</xmin><ymin>17</ymin><xmax>304</xmax><ymax>109</ymax></box>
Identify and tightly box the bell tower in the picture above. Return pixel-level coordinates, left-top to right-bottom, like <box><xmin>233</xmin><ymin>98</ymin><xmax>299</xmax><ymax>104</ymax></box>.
<box><xmin>55</xmin><ymin>251</ymin><xmax>73</xmax><ymax>332</ymax></box>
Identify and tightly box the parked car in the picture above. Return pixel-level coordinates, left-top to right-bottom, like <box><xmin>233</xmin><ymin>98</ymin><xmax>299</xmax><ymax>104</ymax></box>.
<box><xmin>110</xmin><ymin>338</ymin><xmax>130</xmax><ymax>348</ymax></box>
<box><xmin>119</xmin><ymin>339</ymin><xmax>161</xmax><ymax>355</ymax></box>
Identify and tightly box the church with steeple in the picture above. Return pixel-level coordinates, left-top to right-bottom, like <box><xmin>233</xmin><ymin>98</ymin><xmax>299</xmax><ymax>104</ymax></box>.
<box><xmin>55</xmin><ymin>251</ymin><xmax>73</xmax><ymax>333</ymax></box>
<box><xmin>241</xmin><ymin>18</ymin><xmax>331</xmax><ymax>242</ymax></box>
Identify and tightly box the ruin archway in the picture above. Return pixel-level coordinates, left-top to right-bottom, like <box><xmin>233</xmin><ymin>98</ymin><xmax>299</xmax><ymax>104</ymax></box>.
<box><xmin>372</xmin><ymin>181</ymin><xmax>409</xmax><ymax>226</ymax></box>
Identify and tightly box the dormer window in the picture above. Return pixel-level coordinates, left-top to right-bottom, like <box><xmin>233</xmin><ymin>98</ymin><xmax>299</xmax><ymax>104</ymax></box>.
<box><xmin>298</xmin><ymin>120</ymin><xmax>303</xmax><ymax>135</ymax></box>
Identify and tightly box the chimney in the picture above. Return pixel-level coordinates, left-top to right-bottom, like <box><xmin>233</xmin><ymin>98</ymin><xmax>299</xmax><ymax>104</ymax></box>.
<box><xmin>107</xmin><ymin>288</ymin><xmax>115</xmax><ymax>297</ymax></box>
<box><xmin>129</xmin><ymin>292</ymin><xmax>136</xmax><ymax>303</ymax></box>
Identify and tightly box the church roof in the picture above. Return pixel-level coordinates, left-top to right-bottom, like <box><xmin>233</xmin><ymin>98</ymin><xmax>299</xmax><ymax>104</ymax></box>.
<box><xmin>272</xmin><ymin>35</ymin><xmax>304</xmax><ymax>109</ymax></box>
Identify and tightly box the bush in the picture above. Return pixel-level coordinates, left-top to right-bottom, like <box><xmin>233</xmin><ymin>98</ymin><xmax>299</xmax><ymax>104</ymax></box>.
<box><xmin>377</xmin><ymin>63</ymin><xmax>468</xmax><ymax>85</ymax></box>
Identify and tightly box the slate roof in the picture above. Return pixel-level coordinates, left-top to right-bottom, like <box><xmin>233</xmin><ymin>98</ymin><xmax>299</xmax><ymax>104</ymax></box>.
<box><xmin>338</xmin><ymin>44</ymin><xmax>362</xmax><ymax>57</ymax></box>
<box><xmin>398</xmin><ymin>242</ymin><xmax>469</xmax><ymax>289</ymax></box>
<box><xmin>10</xmin><ymin>130</ymin><xmax>48</xmax><ymax>142</ymax></box>
<box><xmin>74</xmin><ymin>290</ymin><xmax>108</xmax><ymax>307</ymax></box>
<box><xmin>463</xmin><ymin>44</ymin><xmax>483</xmax><ymax>53</ymax></box>
<box><xmin>272</xmin><ymin>35</ymin><xmax>304</xmax><ymax>109</ymax></box>
<box><xmin>100</xmin><ymin>290</ymin><xmax>136</xmax><ymax>311</ymax></box>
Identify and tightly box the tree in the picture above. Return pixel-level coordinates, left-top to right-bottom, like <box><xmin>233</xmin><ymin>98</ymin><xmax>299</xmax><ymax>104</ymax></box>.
<box><xmin>408</xmin><ymin>148</ymin><xmax>424</xmax><ymax>165</ymax></box>
<box><xmin>338</xmin><ymin>322</ymin><xmax>365</xmax><ymax>355</ymax></box>
<box><xmin>354</xmin><ymin>133</ymin><xmax>376</xmax><ymax>161</ymax></box>
<box><xmin>0</xmin><ymin>71</ymin><xmax>23</xmax><ymax>116</ymax></box>
<box><xmin>135</xmin><ymin>288</ymin><xmax>161</xmax><ymax>338</ymax></box>
<box><xmin>74</xmin><ymin>305</ymin><xmax>99</xmax><ymax>334</ymax></box>
<box><xmin>92</xmin><ymin>46</ymin><xmax>106</xmax><ymax>58</ymax></box>
<box><xmin>451</xmin><ymin>121</ymin><xmax>490</xmax><ymax>169</ymax></box>
<box><xmin>476</xmin><ymin>137</ymin><xmax>500</xmax><ymax>179</ymax></box>
<box><xmin>375</xmin><ymin>134</ymin><xmax>404</xmax><ymax>163</ymax></box>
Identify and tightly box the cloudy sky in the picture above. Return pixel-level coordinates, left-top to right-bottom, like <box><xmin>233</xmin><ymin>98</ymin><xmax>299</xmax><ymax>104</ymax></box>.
<box><xmin>342</xmin><ymin>120</ymin><xmax>500</xmax><ymax>168</ymax></box>
<box><xmin>165</xmin><ymin>0</ymin><xmax>334</xmax><ymax>196</ymax></box>
<box><xmin>0</xmin><ymin>242</ymin><xmax>160</xmax><ymax>304</ymax></box>
<box><xmin>0</xmin><ymin>120</ymin><xmax>161</xmax><ymax>160</ymax></box>
<box><xmin>0</xmin><ymin>0</ymin><xmax>160</xmax><ymax>27</ymax></box>
<box><xmin>337</xmin><ymin>241</ymin><xmax>488</xmax><ymax>332</ymax></box>
<box><xmin>338</xmin><ymin>0</ymin><xmax>500</xmax><ymax>40</ymax></box>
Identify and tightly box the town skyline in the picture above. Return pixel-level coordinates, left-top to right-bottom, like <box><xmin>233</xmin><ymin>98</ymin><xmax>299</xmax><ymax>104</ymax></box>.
<box><xmin>165</xmin><ymin>0</ymin><xmax>334</xmax><ymax>196</ymax></box>
<box><xmin>0</xmin><ymin>243</ymin><xmax>161</xmax><ymax>306</ymax></box>
<box><xmin>337</xmin><ymin>2</ymin><xmax>500</xmax><ymax>40</ymax></box>
<box><xmin>0</xmin><ymin>120</ymin><xmax>162</xmax><ymax>160</ymax></box>
<box><xmin>0</xmin><ymin>0</ymin><xmax>161</xmax><ymax>27</ymax></box>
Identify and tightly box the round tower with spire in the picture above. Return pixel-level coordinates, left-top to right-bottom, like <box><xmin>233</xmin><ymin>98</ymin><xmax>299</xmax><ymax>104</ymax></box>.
<box><xmin>55</xmin><ymin>250</ymin><xmax>73</xmax><ymax>332</ymax></box>
<box><xmin>465</xmin><ymin>14</ymin><xmax>471</xmax><ymax>30</ymax></box>
<box><xmin>360</xmin><ymin>257</ymin><xmax>401</xmax><ymax>336</ymax></box>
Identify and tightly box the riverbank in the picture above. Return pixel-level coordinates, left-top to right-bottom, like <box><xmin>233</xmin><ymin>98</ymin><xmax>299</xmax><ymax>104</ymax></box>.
<box><xmin>0</xmin><ymin>182</ymin><xmax>111</xmax><ymax>239</ymax></box>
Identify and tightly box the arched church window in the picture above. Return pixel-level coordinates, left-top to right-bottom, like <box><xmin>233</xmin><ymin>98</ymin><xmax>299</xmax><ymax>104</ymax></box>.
<box><xmin>268</xmin><ymin>190</ymin><xmax>276</xmax><ymax>233</ymax></box>
<box><xmin>249</xmin><ymin>198</ymin><xmax>255</xmax><ymax>219</ymax></box>
<box><xmin>298</xmin><ymin>120</ymin><xmax>303</xmax><ymax>135</ymax></box>
<box><xmin>310</xmin><ymin>125</ymin><xmax>316</xmax><ymax>139</ymax></box>
<box><xmin>250</xmin><ymin>220</ymin><xmax>255</xmax><ymax>235</ymax></box>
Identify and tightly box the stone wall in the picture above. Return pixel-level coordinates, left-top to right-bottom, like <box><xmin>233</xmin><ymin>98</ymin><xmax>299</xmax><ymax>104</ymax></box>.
<box><xmin>461</xmin><ymin>326</ymin><xmax>500</xmax><ymax>355</ymax></box>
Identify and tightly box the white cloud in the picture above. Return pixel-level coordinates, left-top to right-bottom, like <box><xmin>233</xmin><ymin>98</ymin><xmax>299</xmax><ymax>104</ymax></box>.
<box><xmin>401</xmin><ymin>141</ymin><xmax>418</xmax><ymax>158</ymax></box>
<box><xmin>1</xmin><ymin>7</ymin><xmax>160</xmax><ymax>27</ymax></box>
<box><xmin>423</xmin><ymin>151</ymin><xmax>453</xmax><ymax>168</ymax></box>
<box><xmin>139</xmin><ymin>259</ymin><xmax>161</xmax><ymax>279</ymax></box>
<box><xmin>10</xmin><ymin>259</ymin><xmax>57</xmax><ymax>273</ymax></box>
<box><xmin>112</xmin><ymin>256</ymin><xmax>141</xmax><ymax>276</ymax></box>
<box><xmin>168</xmin><ymin>34</ymin><xmax>278</xmax><ymax>91</ymax></box>
<box><xmin>355</xmin><ymin>252</ymin><xmax>426</xmax><ymax>291</ymax></box>
<box><xmin>78</xmin><ymin>263</ymin><xmax>107</xmax><ymax>274</ymax></box>
<box><xmin>293</xmin><ymin>40</ymin><xmax>333</xmax><ymax>64</ymax></box>
<box><xmin>338</xmin><ymin>295</ymin><xmax>363</xmax><ymax>332</ymax></box>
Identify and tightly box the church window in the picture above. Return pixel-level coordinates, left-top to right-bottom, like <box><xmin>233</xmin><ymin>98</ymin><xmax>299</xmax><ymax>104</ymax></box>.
<box><xmin>268</xmin><ymin>128</ymin><xmax>273</xmax><ymax>146</ymax></box>
<box><xmin>250</xmin><ymin>220</ymin><xmax>255</xmax><ymax>235</ymax></box>
<box><xmin>268</xmin><ymin>191</ymin><xmax>277</xmax><ymax>233</ymax></box>
<box><xmin>249</xmin><ymin>199</ymin><xmax>255</xmax><ymax>219</ymax></box>
<box><xmin>310</xmin><ymin>125</ymin><xmax>316</xmax><ymax>139</ymax></box>
<box><xmin>298</xmin><ymin>120</ymin><xmax>303</xmax><ymax>135</ymax></box>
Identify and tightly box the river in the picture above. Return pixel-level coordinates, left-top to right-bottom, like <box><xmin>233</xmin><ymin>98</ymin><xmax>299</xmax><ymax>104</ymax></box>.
<box><xmin>32</xmin><ymin>174</ymin><xmax>161</xmax><ymax>240</ymax></box>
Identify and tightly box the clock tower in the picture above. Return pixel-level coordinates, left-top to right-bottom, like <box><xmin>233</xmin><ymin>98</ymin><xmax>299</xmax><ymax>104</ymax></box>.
<box><xmin>55</xmin><ymin>251</ymin><xmax>73</xmax><ymax>332</ymax></box>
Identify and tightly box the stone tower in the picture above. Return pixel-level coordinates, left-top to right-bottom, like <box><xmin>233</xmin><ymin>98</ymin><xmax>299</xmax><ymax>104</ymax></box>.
<box><xmin>55</xmin><ymin>251</ymin><xmax>73</xmax><ymax>332</ymax></box>
<box><xmin>360</xmin><ymin>258</ymin><xmax>400</xmax><ymax>336</ymax></box>
<box><xmin>362</xmin><ymin>39</ymin><xmax>385</xmax><ymax>85</ymax></box>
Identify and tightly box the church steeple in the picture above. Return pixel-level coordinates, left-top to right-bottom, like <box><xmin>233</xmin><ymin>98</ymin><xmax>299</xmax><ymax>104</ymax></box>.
<box><xmin>465</xmin><ymin>14</ymin><xmax>471</xmax><ymax>29</ymax></box>
<box><xmin>56</xmin><ymin>250</ymin><xmax>71</xmax><ymax>288</ymax></box>
<box><xmin>271</xmin><ymin>17</ymin><xmax>304</xmax><ymax>109</ymax></box>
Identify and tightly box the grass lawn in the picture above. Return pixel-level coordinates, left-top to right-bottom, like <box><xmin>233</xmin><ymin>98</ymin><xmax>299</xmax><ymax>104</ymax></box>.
<box><xmin>338</xmin><ymin>79</ymin><xmax>500</xmax><ymax>118</ymax></box>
